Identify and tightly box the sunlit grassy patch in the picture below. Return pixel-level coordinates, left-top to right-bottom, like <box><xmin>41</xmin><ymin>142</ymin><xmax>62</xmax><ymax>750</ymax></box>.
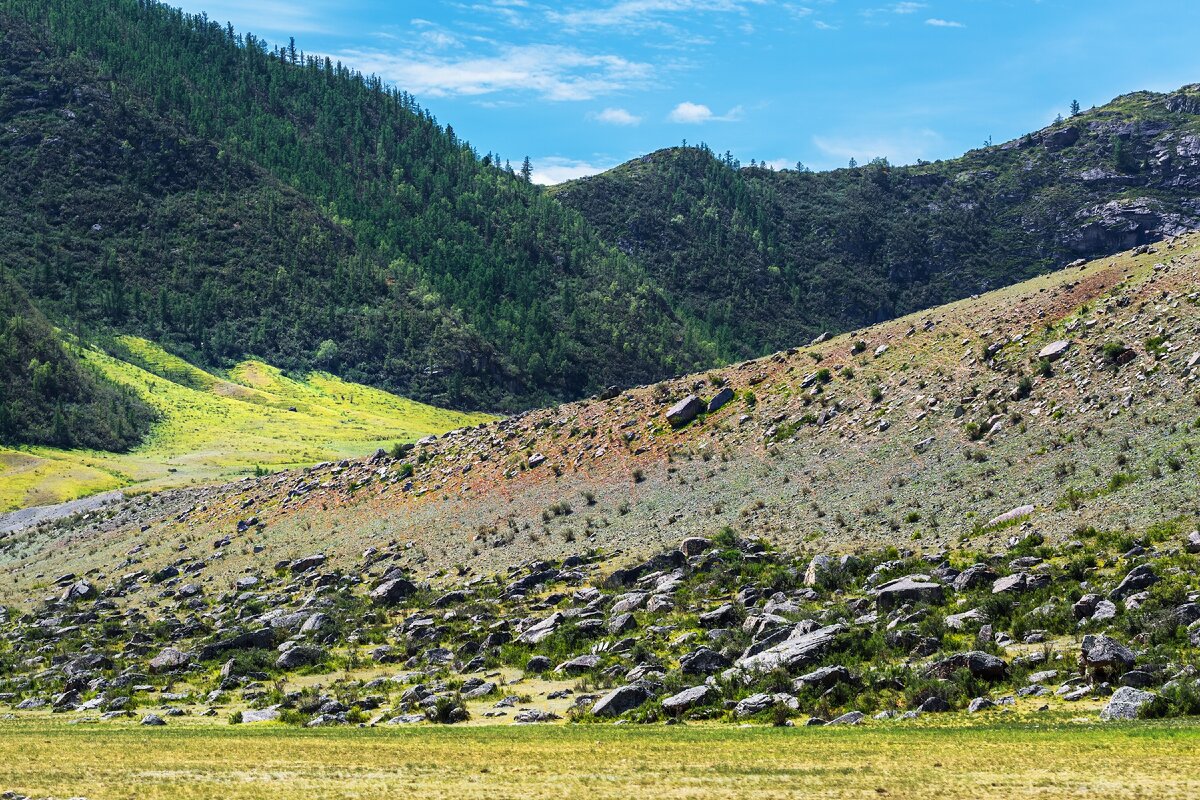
<box><xmin>1</xmin><ymin>717</ymin><xmax>1198</xmax><ymax>800</ymax></box>
<box><xmin>0</xmin><ymin>338</ymin><xmax>494</xmax><ymax>512</ymax></box>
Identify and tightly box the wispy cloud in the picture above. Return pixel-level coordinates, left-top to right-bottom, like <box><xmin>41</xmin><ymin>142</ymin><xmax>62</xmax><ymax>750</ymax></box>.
<box><xmin>531</xmin><ymin>157</ymin><xmax>616</xmax><ymax>185</ymax></box>
<box><xmin>812</xmin><ymin>128</ymin><xmax>944</xmax><ymax>167</ymax></box>
<box><xmin>668</xmin><ymin>101</ymin><xmax>743</xmax><ymax>123</ymax></box>
<box><xmin>339</xmin><ymin>44</ymin><xmax>653</xmax><ymax>101</ymax></box>
<box><xmin>592</xmin><ymin>107</ymin><xmax>643</xmax><ymax>125</ymax></box>
<box><xmin>549</xmin><ymin>1</ymin><xmax>766</xmax><ymax>30</ymax></box>
<box><xmin>925</xmin><ymin>18</ymin><xmax>966</xmax><ymax>28</ymax></box>
<box><xmin>892</xmin><ymin>2</ymin><xmax>927</xmax><ymax>14</ymax></box>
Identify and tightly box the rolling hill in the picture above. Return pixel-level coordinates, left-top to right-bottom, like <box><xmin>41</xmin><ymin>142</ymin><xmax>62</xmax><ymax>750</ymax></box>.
<box><xmin>4</xmin><ymin>234</ymin><xmax>1197</xmax><ymax>594</ymax></box>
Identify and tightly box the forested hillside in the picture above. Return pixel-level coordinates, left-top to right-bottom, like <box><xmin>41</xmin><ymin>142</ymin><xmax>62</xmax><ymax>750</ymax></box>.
<box><xmin>0</xmin><ymin>0</ymin><xmax>715</xmax><ymax>421</ymax></box>
<box><xmin>0</xmin><ymin>269</ymin><xmax>155</xmax><ymax>450</ymax></box>
<box><xmin>553</xmin><ymin>91</ymin><xmax>1200</xmax><ymax>359</ymax></box>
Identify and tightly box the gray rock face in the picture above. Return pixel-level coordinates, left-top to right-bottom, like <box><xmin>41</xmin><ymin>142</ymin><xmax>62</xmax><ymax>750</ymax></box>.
<box><xmin>60</xmin><ymin>580</ymin><xmax>95</xmax><ymax>602</ymax></box>
<box><xmin>608</xmin><ymin>612</ymin><xmax>637</xmax><ymax>635</ymax></box>
<box><xmin>370</xmin><ymin>578</ymin><xmax>417</xmax><ymax>605</ymax></box>
<box><xmin>665</xmin><ymin>395</ymin><xmax>705</xmax><ymax>427</ymax></box>
<box><xmin>804</xmin><ymin>555</ymin><xmax>836</xmax><ymax>587</ymax></box>
<box><xmin>699</xmin><ymin>603</ymin><xmax>738</xmax><ymax>628</ymax></box>
<box><xmin>992</xmin><ymin>572</ymin><xmax>1048</xmax><ymax>594</ymax></box>
<box><xmin>591</xmin><ymin>684</ymin><xmax>650</xmax><ymax>717</ymax></box>
<box><xmin>1109</xmin><ymin>565</ymin><xmax>1159</xmax><ymax>602</ymax></box>
<box><xmin>952</xmin><ymin>564</ymin><xmax>997</xmax><ymax>592</ymax></box>
<box><xmin>1081</xmin><ymin>634</ymin><xmax>1136</xmax><ymax>677</ymax></box>
<box><xmin>926</xmin><ymin>651</ymin><xmax>1009</xmax><ymax>681</ymax></box>
<box><xmin>679</xmin><ymin>646</ymin><xmax>731</xmax><ymax>676</ymax></box>
<box><xmin>945</xmin><ymin>608</ymin><xmax>988</xmax><ymax>630</ymax></box>
<box><xmin>967</xmin><ymin>697</ymin><xmax>996</xmax><ymax>713</ymax></box>
<box><xmin>556</xmin><ymin>654</ymin><xmax>601</xmax><ymax>675</ymax></box>
<box><xmin>140</xmin><ymin>713</ymin><xmax>166</xmax><ymax>726</ymax></box>
<box><xmin>513</xmin><ymin>709</ymin><xmax>561</xmax><ymax>724</ymax></box>
<box><xmin>680</xmin><ymin>537</ymin><xmax>712</xmax><ymax>557</ymax></box>
<box><xmin>917</xmin><ymin>696</ymin><xmax>951</xmax><ymax>713</ymax></box>
<box><xmin>1186</xmin><ymin>531</ymin><xmax>1200</xmax><ymax>554</ymax></box>
<box><xmin>275</xmin><ymin>644</ymin><xmax>326</xmax><ymax>670</ymax></box>
<box><xmin>733</xmin><ymin>693</ymin><xmax>777</xmax><ymax>718</ymax></box>
<box><xmin>661</xmin><ymin>684</ymin><xmax>715</xmax><ymax>714</ymax></box>
<box><xmin>289</xmin><ymin>554</ymin><xmax>326</xmax><ymax>574</ymax></box>
<box><xmin>516</xmin><ymin>612</ymin><xmax>566</xmax><ymax>645</ymax></box>
<box><xmin>826</xmin><ymin>711</ymin><xmax>864</xmax><ymax>725</ymax></box>
<box><xmin>874</xmin><ymin>576</ymin><xmax>944</xmax><ymax>610</ymax></box>
<box><xmin>736</xmin><ymin>623</ymin><xmax>847</xmax><ymax>673</ymax></box>
<box><xmin>1100</xmin><ymin>686</ymin><xmax>1157</xmax><ymax>720</ymax></box>
<box><xmin>148</xmin><ymin>647</ymin><xmax>191</xmax><ymax>673</ymax></box>
<box><xmin>241</xmin><ymin>708</ymin><xmax>281</xmax><ymax>723</ymax></box>
<box><xmin>707</xmin><ymin>387</ymin><xmax>735</xmax><ymax>413</ymax></box>
<box><xmin>793</xmin><ymin>665</ymin><xmax>853</xmax><ymax>691</ymax></box>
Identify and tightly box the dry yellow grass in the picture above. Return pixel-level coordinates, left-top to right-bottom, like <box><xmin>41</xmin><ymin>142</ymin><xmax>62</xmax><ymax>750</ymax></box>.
<box><xmin>1</xmin><ymin>717</ymin><xmax>1198</xmax><ymax>799</ymax></box>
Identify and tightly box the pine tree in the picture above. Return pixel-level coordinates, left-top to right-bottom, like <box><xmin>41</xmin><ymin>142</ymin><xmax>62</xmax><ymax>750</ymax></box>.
<box><xmin>1070</xmin><ymin>99</ymin><xmax>1081</xmax><ymax>116</ymax></box>
<box><xmin>520</xmin><ymin>157</ymin><xmax>533</xmax><ymax>183</ymax></box>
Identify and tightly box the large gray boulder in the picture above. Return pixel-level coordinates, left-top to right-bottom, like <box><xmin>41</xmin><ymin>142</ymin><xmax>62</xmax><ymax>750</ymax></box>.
<box><xmin>736</xmin><ymin>624</ymin><xmax>846</xmax><ymax>673</ymax></box>
<box><xmin>1100</xmin><ymin>686</ymin><xmax>1157</xmax><ymax>720</ymax></box>
<box><xmin>148</xmin><ymin>647</ymin><xmax>191</xmax><ymax>674</ymax></box>
<box><xmin>592</xmin><ymin>684</ymin><xmax>650</xmax><ymax>717</ymax></box>
<box><xmin>516</xmin><ymin>612</ymin><xmax>567</xmax><ymax>645</ymax></box>
<box><xmin>1081</xmin><ymin>634</ymin><xmax>1136</xmax><ymax>678</ymax></box>
<box><xmin>661</xmin><ymin>685</ymin><xmax>715</xmax><ymax>714</ymax></box>
<box><xmin>1109</xmin><ymin>565</ymin><xmax>1159</xmax><ymax>602</ymax></box>
<box><xmin>952</xmin><ymin>564</ymin><xmax>997</xmax><ymax>592</ymax></box>
<box><xmin>679</xmin><ymin>646</ymin><xmax>731</xmax><ymax>676</ymax></box>
<box><xmin>875</xmin><ymin>576</ymin><xmax>944</xmax><ymax>610</ymax></box>
<box><xmin>665</xmin><ymin>395</ymin><xmax>705</xmax><ymax>427</ymax></box>
<box><xmin>926</xmin><ymin>651</ymin><xmax>1009</xmax><ymax>681</ymax></box>
<box><xmin>275</xmin><ymin>644</ymin><xmax>327</xmax><ymax>670</ymax></box>
<box><xmin>370</xmin><ymin>577</ymin><xmax>417</xmax><ymax>605</ymax></box>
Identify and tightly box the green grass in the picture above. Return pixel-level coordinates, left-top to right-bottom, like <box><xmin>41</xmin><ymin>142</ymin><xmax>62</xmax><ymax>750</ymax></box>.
<box><xmin>1</xmin><ymin>717</ymin><xmax>1198</xmax><ymax>799</ymax></box>
<box><xmin>0</xmin><ymin>336</ymin><xmax>493</xmax><ymax>512</ymax></box>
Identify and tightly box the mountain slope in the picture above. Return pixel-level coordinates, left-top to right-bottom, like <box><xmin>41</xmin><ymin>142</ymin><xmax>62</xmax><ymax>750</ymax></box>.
<box><xmin>552</xmin><ymin>89</ymin><xmax>1200</xmax><ymax>360</ymax></box>
<box><xmin>5</xmin><ymin>234</ymin><xmax>1198</xmax><ymax>594</ymax></box>
<box><xmin>0</xmin><ymin>1</ymin><xmax>715</xmax><ymax>412</ymax></box>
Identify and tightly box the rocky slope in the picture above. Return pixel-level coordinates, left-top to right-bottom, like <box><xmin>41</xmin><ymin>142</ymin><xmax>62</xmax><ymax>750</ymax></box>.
<box><xmin>7</xmin><ymin>234</ymin><xmax>1198</xmax><ymax>594</ymax></box>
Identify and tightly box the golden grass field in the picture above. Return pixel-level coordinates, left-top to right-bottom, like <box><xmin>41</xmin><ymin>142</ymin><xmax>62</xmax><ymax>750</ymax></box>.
<box><xmin>1</xmin><ymin>717</ymin><xmax>1198</xmax><ymax>799</ymax></box>
<box><xmin>0</xmin><ymin>336</ymin><xmax>493</xmax><ymax>512</ymax></box>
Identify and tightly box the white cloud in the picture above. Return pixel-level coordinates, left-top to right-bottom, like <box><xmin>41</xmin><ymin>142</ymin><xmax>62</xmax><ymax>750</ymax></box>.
<box><xmin>668</xmin><ymin>101</ymin><xmax>743</xmax><ymax>123</ymax></box>
<box><xmin>338</xmin><ymin>44</ymin><xmax>653</xmax><ymax>101</ymax></box>
<box><xmin>812</xmin><ymin>129</ymin><xmax>944</xmax><ymax>167</ymax></box>
<box><xmin>813</xmin><ymin>19</ymin><xmax>836</xmax><ymax>30</ymax></box>
<box><xmin>530</xmin><ymin>157</ymin><xmax>615</xmax><ymax>185</ymax></box>
<box><xmin>550</xmin><ymin>1</ymin><xmax>766</xmax><ymax>30</ymax></box>
<box><xmin>925</xmin><ymin>18</ymin><xmax>965</xmax><ymax>28</ymax></box>
<box><xmin>891</xmin><ymin>2</ymin><xmax>927</xmax><ymax>14</ymax></box>
<box><xmin>592</xmin><ymin>107</ymin><xmax>643</xmax><ymax>125</ymax></box>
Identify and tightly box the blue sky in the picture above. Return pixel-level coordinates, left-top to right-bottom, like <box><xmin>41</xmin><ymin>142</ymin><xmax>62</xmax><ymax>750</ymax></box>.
<box><xmin>175</xmin><ymin>1</ymin><xmax>1200</xmax><ymax>183</ymax></box>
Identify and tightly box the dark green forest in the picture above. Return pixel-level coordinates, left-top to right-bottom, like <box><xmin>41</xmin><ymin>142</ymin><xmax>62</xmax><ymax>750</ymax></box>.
<box><xmin>551</xmin><ymin>94</ymin><xmax>1200</xmax><ymax>360</ymax></box>
<box><xmin>1</xmin><ymin>0</ymin><xmax>1198</xmax><ymax>452</ymax></box>
<box><xmin>0</xmin><ymin>0</ymin><xmax>715</xmax><ymax>425</ymax></box>
<box><xmin>0</xmin><ymin>268</ymin><xmax>155</xmax><ymax>450</ymax></box>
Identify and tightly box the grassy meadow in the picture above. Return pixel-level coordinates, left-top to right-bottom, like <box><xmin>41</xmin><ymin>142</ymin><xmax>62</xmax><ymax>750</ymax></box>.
<box><xmin>0</xmin><ymin>336</ymin><xmax>493</xmax><ymax>512</ymax></box>
<box><xmin>1</xmin><ymin>717</ymin><xmax>1198</xmax><ymax>799</ymax></box>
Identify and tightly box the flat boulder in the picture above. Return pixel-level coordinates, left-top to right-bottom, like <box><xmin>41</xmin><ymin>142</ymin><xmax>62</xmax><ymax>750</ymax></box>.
<box><xmin>592</xmin><ymin>684</ymin><xmax>650</xmax><ymax>717</ymax></box>
<box><xmin>148</xmin><ymin>647</ymin><xmax>191</xmax><ymax>674</ymax></box>
<box><xmin>736</xmin><ymin>623</ymin><xmax>847</xmax><ymax>673</ymax></box>
<box><xmin>289</xmin><ymin>554</ymin><xmax>326</xmax><ymax>574</ymax></box>
<box><xmin>875</xmin><ymin>576</ymin><xmax>944</xmax><ymax>610</ymax></box>
<box><xmin>662</xmin><ymin>685</ymin><xmax>715</xmax><ymax>714</ymax></box>
<box><xmin>665</xmin><ymin>395</ymin><xmax>705</xmax><ymax>427</ymax></box>
<box><xmin>1037</xmin><ymin>340</ymin><xmax>1071</xmax><ymax>361</ymax></box>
